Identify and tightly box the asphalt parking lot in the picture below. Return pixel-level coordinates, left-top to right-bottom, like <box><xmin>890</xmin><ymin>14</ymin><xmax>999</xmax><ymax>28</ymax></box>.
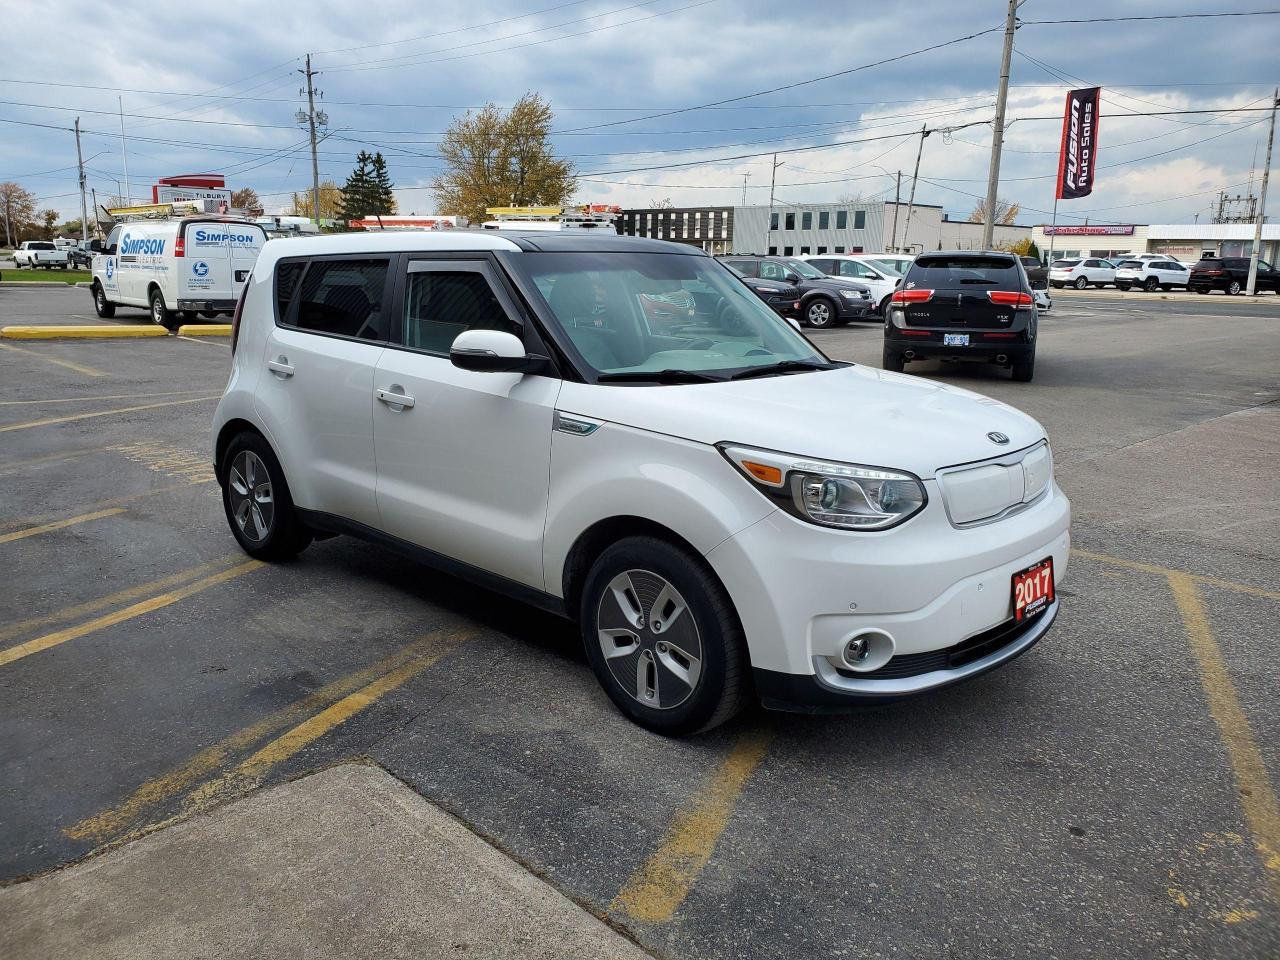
<box><xmin>2</xmin><ymin>284</ymin><xmax>1278</xmax><ymax>958</ymax></box>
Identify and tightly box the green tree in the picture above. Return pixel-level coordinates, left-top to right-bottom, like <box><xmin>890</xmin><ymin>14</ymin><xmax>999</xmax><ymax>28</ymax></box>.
<box><xmin>370</xmin><ymin>153</ymin><xmax>396</xmax><ymax>215</ymax></box>
<box><xmin>433</xmin><ymin>93</ymin><xmax>576</xmax><ymax>223</ymax></box>
<box><xmin>339</xmin><ymin>152</ymin><xmax>396</xmax><ymax>223</ymax></box>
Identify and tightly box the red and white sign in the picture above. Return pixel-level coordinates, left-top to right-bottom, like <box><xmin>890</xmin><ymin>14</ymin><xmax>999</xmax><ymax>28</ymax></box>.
<box><xmin>1043</xmin><ymin>225</ymin><xmax>1134</xmax><ymax>236</ymax></box>
<box><xmin>348</xmin><ymin>215</ymin><xmax>464</xmax><ymax>230</ymax></box>
<box><xmin>1056</xmin><ymin>88</ymin><xmax>1101</xmax><ymax>200</ymax></box>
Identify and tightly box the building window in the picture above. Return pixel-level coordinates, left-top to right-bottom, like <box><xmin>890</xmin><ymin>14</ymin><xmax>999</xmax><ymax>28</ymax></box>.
<box><xmin>767</xmin><ymin>246</ymin><xmax>777</xmax><ymax>255</ymax></box>
<box><xmin>682</xmin><ymin>212</ymin><xmax>689</xmax><ymax>239</ymax></box>
<box><xmin>819</xmin><ymin>211</ymin><xmax>830</xmax><ymax>230</ymax></box>
<box><xmin>852</xmin><ymin>246</ymin><xmax>864</xmax><ymax>253</ymax></box>
<box><xmin>836</xmin><ymin>210</ymin><xmax>848</xmax><ymax>230</ymax></box>
<box><xmin>800</xmin><ymin>245</ymin><xmax>810</xmax><ymax>255</ymax></box>
<box><xmin>783</xmin><ymin>246</ymin><xmax>793</xmax><ymax>256</ymax></box>
<box><xmin>694</xmin><ymin>212</ymin><xmax>701</xmax><ymax>238</ymax></box>
<box><xmin>817</xmin><ymin>245</ymin><xmax>827</xmax><ymax>254</ymax></box>
<box><xmin>801</xmin><ymin>212</ymin><xmax>812</xmax><ymax>230</ymax></box>
<box><xmin>854</xmin><ymin>210</ymin><xmax>866</xmax><ymax>230</ymax></box>
<box><xmin>770</xmin><ymin>212</ymin><xmax>779</xmax><ymax>230</ymax></box>
<box><xmin>834</xmin><ymin>245</ymin><xmax>845</xmax><ymax>254</ymax></box>
<box><xmin>785</xmin><ymin>212</ymin><xmax>795</xmax><ymax>230</ymax></box>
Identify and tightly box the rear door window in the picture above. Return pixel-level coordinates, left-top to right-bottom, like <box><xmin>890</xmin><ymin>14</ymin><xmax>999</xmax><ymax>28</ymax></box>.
<box><xmin>724</xmin><ymin>258</ymin><xmax>758</xmax><ymax>277</ymax></box>
<box><xmin>287</xmin><ymin>258</ymin><xmax>390</xmax><ymax>341</ymax></box>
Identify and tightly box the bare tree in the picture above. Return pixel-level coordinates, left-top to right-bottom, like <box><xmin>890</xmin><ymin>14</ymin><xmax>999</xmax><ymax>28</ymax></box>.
<box><xmin>0</xmin><ymin>181</ymin><xmax>37</xmax><ymax>246</ymax></box>
<box><xmin>836</xmin><ymin>191</ymin><xmax>863</xmax><ymax>204</ymax></box>
<box><xmin>968</xmin><ymin>197</ymin><xmax>1021</xmax><ymax>225</ymax></box>
<box><xmin>648</xmin><ymin>197</ymin><xmax>674</xmax><ymax>209</ymax></box>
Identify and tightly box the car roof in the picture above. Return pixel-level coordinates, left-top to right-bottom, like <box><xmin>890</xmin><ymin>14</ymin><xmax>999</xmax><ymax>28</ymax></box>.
<box><xmin>916</xmin><ymin>250</ymin><xmax>1018</xmax><ymax>260</ymax></box>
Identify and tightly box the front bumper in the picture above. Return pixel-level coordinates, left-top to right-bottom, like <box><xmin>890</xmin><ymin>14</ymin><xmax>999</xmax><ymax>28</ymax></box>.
<box><xmin>706</xmin><ymin>479</ymin><xmax>1071</xmax><ymax>706</ymax></box>
<box><xmin>836</xmin><ymin>297</ymin><xmax>876</xmax><ymax>319</ymax></box>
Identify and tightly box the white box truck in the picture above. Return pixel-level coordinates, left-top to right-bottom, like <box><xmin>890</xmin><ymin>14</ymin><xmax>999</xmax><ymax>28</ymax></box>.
<box><xmin>91</xmin><ymin>216</ymin><xmax>267</xmax><ymax>327</ymax></box>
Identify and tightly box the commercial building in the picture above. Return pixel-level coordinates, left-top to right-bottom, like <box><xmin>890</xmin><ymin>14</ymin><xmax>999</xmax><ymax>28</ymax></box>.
<box><xmin>614</xmin><ymin>201</ymin><xmax>1032</xmax><ymax>255</ymax></box>
<box><xmin>1029</xmin><ymin>223</ymin><xmax>1280</xmax><ymax>264</ymax></box>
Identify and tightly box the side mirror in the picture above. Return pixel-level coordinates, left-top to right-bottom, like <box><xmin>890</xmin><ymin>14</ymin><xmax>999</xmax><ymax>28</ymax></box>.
<box><xmin>784</xmin><ymin>272</ymin><xmax>800</xmax><ymax>283</ymax></box>
<box><xmin>89</xmin><ymin>239</ymin><xmax>103</xmax><ymax>252</ymax></box>
<box><xmin>449</xmin><ymin>329</ymin><xmax>546</xmax><ymax>374</ymax></box>
<box><xmin>106</xmin><ymin>245</ymin><xmax>117</xmax><ymax>255</ymax></box>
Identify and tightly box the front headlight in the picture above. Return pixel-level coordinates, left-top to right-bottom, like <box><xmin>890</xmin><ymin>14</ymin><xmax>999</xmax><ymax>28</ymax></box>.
<box><xmin>838</xmin><ymin>289</ymin><xmax>862</xmax><ymax>300</ymax></box>
<box><xmin>719</xmin><ymin>445</ymin><xmax>927</xmax><ymax>530</ymax></box>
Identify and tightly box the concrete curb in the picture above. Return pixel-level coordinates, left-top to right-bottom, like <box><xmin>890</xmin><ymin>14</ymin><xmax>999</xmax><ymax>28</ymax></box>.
<box><xmin>1054</xmin><ymin>288</ymin><xmax>1279</xmax><ymax>304</ymax></box>
<box><xmin>0</xmin><ymin>281</ymin><xmax>83</xmax><ymax>287</ymax></box>
<box><xmin>1</xmin><ymin>324</ymin><xmax>167</xmax><ymax>340</ymax></box>
<box><xmin>177</xmin><ymin>324</ymin><xmax>232</xmax><ymax>337</ymax></box>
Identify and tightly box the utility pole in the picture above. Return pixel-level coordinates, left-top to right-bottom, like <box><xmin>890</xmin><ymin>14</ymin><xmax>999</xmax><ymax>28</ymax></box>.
<box><xmin>982</xmin><ymin>0</ymin><xmax>1019</xmax><ymax>250</ymax></box>
<box><xmin>1246</xmin><ymin>87</ymin><xmax>1277</xmax><ymax>296</ymax></box>
<box><xmin>902</xmin><ymin>125</ymin><xmax>929</xmax><ymax>254</ymax></box>
<box><xmin>741</xmin><ymin>171</ymin><xmax>751</xmax><ymax>206</ymax></box>
<box><xmin>766</xmin><ymin>154</ymin><xmax>783</xmax><ymax>253</ymax></box>
<box><xmin>298</xmin><ymin>55</ymin><xmax>325</xmax><ymax>226</ymax></box>
<box><xmin>118</xmin><ymin>96</ymin><xmax>132</xmax><ymax>205</ymax></box>
<box><xmin>74</xmin><ymin>117</ymin><xmax>90</xmax><ymax>242</ymax></box>
<box><xmin>889</xmin><ymin>171</ymin><xmax>901</xmax><ymax>252</ymax></box>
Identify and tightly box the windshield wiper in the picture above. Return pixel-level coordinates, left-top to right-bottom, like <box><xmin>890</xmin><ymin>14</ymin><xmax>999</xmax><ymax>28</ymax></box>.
<box><xmin>596</xmin><ymin>368</ymin><xmax>725</xmax><ymax>384</ymax></box>
<box><xmin>729</xmin><ymin>360</ymin><xmax>837</xmax><ymax>381</ymax></box>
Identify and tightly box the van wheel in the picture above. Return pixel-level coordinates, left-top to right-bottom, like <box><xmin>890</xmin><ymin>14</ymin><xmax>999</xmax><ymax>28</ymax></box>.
<box><xmin>220</xmin><ymin>432</ymin><xmax>312</xmax><ymax>561</ymax></box>
<box><xmin>180</xmin><ymin>310</ymin><xmax>200</xmax><ymax>323</ymax></box>
<box><xmin>580</xmin><ymin>537</ymin><xmax>747</xmax><ymax>736</ymax></box>
<box><xmin>149</xmin><ymin>289</ymin><xmax>178</xmax><ymax>330</ymax></box>
<box><xmin>92</xmin><ymin>284</ymin><xmax>116</xmax><ymax>318</ymax></box>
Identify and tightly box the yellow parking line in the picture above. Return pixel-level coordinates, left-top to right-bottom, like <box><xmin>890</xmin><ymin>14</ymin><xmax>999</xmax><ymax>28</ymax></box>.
<box><xmin>0</xmin><ymin>559</ymin><xmax>262</xmax><ymax>669</ymax></box>
<box><xmin>0</xmin><ymin>478</ymin><xmax>215</xmax><ymax>532</ymax></box>
<box><xmin>0</xmin><ymin>555</ymin><xmax>242</xmax><ymax>646</ymax></box>
<box><xmin>65</xmin><ymin>627</ymin><xmax>471</xmax><ymax>842</ymax></box>
<box><xmin>0</xmin><ymin>389</ymin><xmax>214</xmax><ymax>406</ymax></box>
<box><xmin>1167</xmin><ymin>573</ymin><xmax>1280</xmax><ymax>907</ymax></box>
<box><xmin>0</xmin><ymin>395</ymin><xmax>221</xmax><ymax>434</ymax></box>
<box><xmin>0</xmin><ymin>341</ymin><xmax>107</xmax><ymax>377</ymax></box>
<box><xmin>179</xmin><ymin>630</ymin><xmax>473</xmax><ymax>816</ymax></box>
<box><xmin>1072</xmin><ymin>548</ymin><xmax>1280</xmax><ymax>602</ymax></box>
<box><xmin>0</xmin><ymin>507</ymin><xmax>125</xmax><ymax>545</ymax></box>
<box><xmin>0</xmin><ymin>445</ymin><xmax>118</xmax><ymax>476</ymax></box>
<box><xmin>611</xmin><ymin>727</ymin><xmax>773</xmax><ymax>923</ymax></box>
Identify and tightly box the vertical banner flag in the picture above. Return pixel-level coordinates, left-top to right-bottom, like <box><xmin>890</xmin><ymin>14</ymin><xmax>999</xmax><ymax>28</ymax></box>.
<box><xmin>1056</xmin><ymin>87</ymin><xmax>1101</xmax><ymax>200</ymax></box>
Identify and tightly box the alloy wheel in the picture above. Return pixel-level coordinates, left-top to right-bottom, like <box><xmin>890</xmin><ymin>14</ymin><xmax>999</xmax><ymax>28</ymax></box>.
<box><xmin>228</xmin><ymin>450</ymin><xmax>274</xmax><ymax>542</ymax></box>
<box><xmin>807</xmin><ymin>301</ymin><xmax>832</xmax><ymax>326</ymax></box>
<box><xmin>596</xmin><ymin>569</ymin><xmax>703</xmax><ymax>710</ymax></box>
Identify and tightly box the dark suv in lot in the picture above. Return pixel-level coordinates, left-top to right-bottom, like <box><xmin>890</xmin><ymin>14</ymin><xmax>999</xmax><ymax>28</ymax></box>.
<box><xmin>720</xmin><ymin>254</ymin><xmax>875</xmax><ymax>327</ymax></box>
<box><xmin>883</xmin><ymin>251</ymin><xmax>1039</xmax><ymax>382</ymax></box>
<box><xmin>1188</xmin><ymin>255</ymin><xmax>1279</xmax><ymax>295</ymax></box>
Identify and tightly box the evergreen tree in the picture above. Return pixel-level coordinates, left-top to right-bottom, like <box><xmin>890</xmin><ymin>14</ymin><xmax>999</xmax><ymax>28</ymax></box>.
<box><xmin>338</xmin><ymin>151</ymin><xmax>377</xmax><ymax>222</ymax></box>
<box><xmin>370</xmin><ymin>153</ymin><xmax>396</xmax><ymax>215</ymax></box>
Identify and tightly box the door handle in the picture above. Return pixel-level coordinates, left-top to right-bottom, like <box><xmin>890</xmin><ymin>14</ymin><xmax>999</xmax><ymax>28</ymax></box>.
<box><xmin>267</xmin><ymin>356</ymin><xmax>294</xmax><ymax>378</ymax></box>
<box><xmin>375</xmin><ymin>387</ymin><xmax>415</xmax><ymax>409</ymax></box>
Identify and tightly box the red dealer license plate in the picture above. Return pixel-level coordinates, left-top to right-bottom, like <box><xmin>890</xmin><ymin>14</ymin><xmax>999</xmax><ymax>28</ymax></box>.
<box><xmin>1012</xmin><ymin>557</ymin><xmax>1055</xmax><ymax>622</ymax></box>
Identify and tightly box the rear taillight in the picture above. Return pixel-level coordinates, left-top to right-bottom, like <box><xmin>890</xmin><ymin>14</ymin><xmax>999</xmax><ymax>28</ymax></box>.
<box><xmin>230</xmin><ymin>275</ymin><xmax>250</xmax><ymax>355</ymax></box>
<box><xmin>987</xmin><ymin>290</ymin><xmax>1034</xmax><ymax>309</ymax></box>
<box><xmin>890</xmin><ymin>289</ymin><xmax>934</xmax><ymax>304</ymax></box>
<box><xmin>174</xmin><ymin>235</ymin><xmax>185</xmax><ymax>257</ymax></box>
<box><xmin>1201</xmin><ymin>269</ymin><xmax>1223</xmax><ymax>276</ymax></box>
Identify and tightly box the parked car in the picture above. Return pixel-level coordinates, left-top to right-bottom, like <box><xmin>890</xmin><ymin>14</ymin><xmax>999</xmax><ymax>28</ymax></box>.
<box><xmin>1187</xmin><ymin>255</ymin><xmax>1280</xmax><ymax>295</ymax></box>
<box><xmin>13</xmin><ymin>240</ymin><xmax>69</xmax><ymax>269</ymax></box>
<box><xmin>68</xmin><ymin>239</ymin><xmax>103</xmax><ymax>270</ymax></box>
<box><xmin>865</xmin><ymin>253</ymin><xmax>915</xmax><ymax>277</ymax></box>
<box><xmin>1020</xmin><ymin>256</ymin><xmax>1048</xmax><ymax>289</ymax></box>
<box><xmin>214</xmin><ymin>231</ymin><xmax>1069</xmax><ymax>735</ymax></box>
<box><xmin>883</xmin><ymin>250</ymin><xmax>1040</xmax><ymax>381</ymax></box>
<box><xmin>719</xmin><ymin>254</ymin><xmax>876</xmax><ymax>327</ymax></box>
<box><xmin>92</xmin><ymin>216</ymin><xmax>267</xmax><ymax>327</ymax></box>
<box><xmin>800</xmin><ymin>253</ymin><xmax>902</xmax><ymax>315</ymax></box>
<box><xmin>724</xmin><ymin>264</ymin><xmax>801</xmax><ymax>320</ymax></box>
<box><xmin>1114</xmin><ymin>258</ymin><xmax>1191</xmax><ymax>291</ymax></box>
<box><xmin>1049</xmin><ymin>257</ymin><xmax>1116</xmax><ymax>289</ymax></box>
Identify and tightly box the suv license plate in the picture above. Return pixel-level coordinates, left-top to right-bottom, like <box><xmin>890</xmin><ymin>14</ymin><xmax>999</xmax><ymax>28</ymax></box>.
<box><xmin>1012</xmin><ymin>558</ymin><xmax>1055</xmax><ymax>622</ymax></box>
<box><xmin>943</xmin><ymin>333</ymin><xmax>969</xmax><ymax>346</ymax></box>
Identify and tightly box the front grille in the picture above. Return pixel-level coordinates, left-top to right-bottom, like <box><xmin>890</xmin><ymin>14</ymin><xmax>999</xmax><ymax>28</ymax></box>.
<box><xmin>835</xmin><ymin>609</ymin><xmax>1045</xmax><ymax>681</ymax></box>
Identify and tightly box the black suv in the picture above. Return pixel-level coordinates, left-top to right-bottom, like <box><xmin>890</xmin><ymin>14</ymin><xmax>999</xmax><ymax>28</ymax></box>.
<box><xmin>720</xmin><ymin>254</ymin><xmax>875</xmax><ymax>327</ymax></box>
<box><xmin>883</xmin><ymin>251</ymin><xmax>1039</xmax><ymax>382</ymax></box>
<box><xmin>724</xmin><ymin>264</ymin><xmax>801</xmax><ymax>319</ymax></box>
<box><xmin>1188</xmin><ymin>255</ymin><xmax>1279</xmax><ymax>295</ymax></box>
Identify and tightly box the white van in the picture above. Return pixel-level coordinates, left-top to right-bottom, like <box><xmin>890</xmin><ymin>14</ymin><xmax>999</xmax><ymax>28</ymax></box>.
<box><xmin>91</xmin><ymin>217</ymin><xmax>267</xmax><ymax>327</ymax></box>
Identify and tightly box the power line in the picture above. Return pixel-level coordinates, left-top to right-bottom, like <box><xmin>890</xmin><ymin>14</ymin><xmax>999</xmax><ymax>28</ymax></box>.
<box><xmin>1021</xmin><ymin>10</ymin><xmax>1280</xmax><ymax>24</ymax></box>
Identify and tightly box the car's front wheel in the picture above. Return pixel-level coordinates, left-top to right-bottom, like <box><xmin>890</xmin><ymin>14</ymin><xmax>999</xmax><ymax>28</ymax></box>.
<box><xmin>1074</xmin><ymin>276</ymin><xmax>1089</xmax><ymax>290</ymax></box>
<box><xmin>1144</xmin><ymin>277</ymin><xmax>1160</xmax><ymax>292</ymax></box>
<box><xmin>580</xmin><ymin>537</ymin><xmax>747</xmax><ymax>736</ymax></box>
<box><xmin>804</xmin><ymin>297</ymin><xmax>837</xmax><ymax>328</ymax></box>
<box><xmin>220</xmin><ymin>432</ymin><xmax>313</xmax><ymax>561</ymax></box>
<box><xmin>1117</xmin><ymin>283</ymin><xmax>1131</xmax><ymax>291</ymax></box>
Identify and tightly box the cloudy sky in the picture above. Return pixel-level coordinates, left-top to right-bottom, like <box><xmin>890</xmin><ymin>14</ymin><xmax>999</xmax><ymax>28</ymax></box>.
<box><xmin>2</xmin><ymin>1</ymin><xmax>1277</xmax><ymax>226</ymax></box>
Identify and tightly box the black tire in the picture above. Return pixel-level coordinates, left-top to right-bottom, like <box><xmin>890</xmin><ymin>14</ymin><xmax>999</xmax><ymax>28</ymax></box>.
<box><xmin>1195</xmin><ymin>287</ymin><xmax>1209</xmax><ymax>295</ymax></box>
<box><xmin>580</xmin><ymin>537</ymin><xmax>748</xmax><ymax>736</ymax></box>
<box><xmin>180</xmin><ymin>310</ymin><xmax>200</xmax><ymax>323</ymax></box>
<box><xmin>878</xmin><ymin>294</ymin><xmax>893</xmax><ymax>318</ymax></box>
<box><xmin>149</xmin><ymin>288</ymin><xmax>178</xmax><ymax>330</ymax></box>
<box><xmin>804</xmin><ymin>297</ymin><xmax>838</xmax><ymax>329</ymax></box>
<box><xmin>882</xmin><ymin>348</ymin><xmax>905</xmax><ymax>373</ymax></box>
<box><xmin>200</xmin><ymin>311</ymin><xmax>221</xmax><ymax>320</ymax></box>
<box><xmin>1160</xmin><ymin>284</ymin><xmax>1171</xmax><ymax>292</ymax></box>
<box><xmin>1227</xmin><ymin>280</ymin><xmax>1242</xmax><ymax>295</ymax></box>
<box><xmin>92</xmin><ymin>283</ymin><xmax>116</xmax><ymax>318</ymax></box>
<box><xmin>1117</xmin><ymin>283</ymin><xmax>1131</xmax><ymax>291</ymax></box>
<box><xmin>1144</xmin><ymin>276</ymin><xmax>1160</xmax><ymax>292</ymax></box>
<box><xmin>1011</xmin><ymin>352</ymin><xmax>1035</xmax><ymax>382</ymax></box>
<box><xmin>1074</xmin><ymin>276</ymin><xmax>1089</xmax><ymax>290</ymax></box>
<box><xmin>219</xmin><ymin>432</ymin><xmax>312</xmax><ymax>561</ymax></box>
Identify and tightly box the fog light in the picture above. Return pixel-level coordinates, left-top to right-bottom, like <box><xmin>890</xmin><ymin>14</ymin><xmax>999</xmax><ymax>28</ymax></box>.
<box><xmin>839</xmin><ymin>629</ymin><xmax>895</xmax><ymax>672</ymax></box>
<box><xmin>845</xmin><ymin>635</ymin><xmax>869</xmax><ymax>663</ymax></box>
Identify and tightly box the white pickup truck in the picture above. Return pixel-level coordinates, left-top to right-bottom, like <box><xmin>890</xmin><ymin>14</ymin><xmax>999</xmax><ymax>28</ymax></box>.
<box><xmin>13</xmin><ymin>240</ymin><xmax>71</xmax><ymax>269</ymax></box>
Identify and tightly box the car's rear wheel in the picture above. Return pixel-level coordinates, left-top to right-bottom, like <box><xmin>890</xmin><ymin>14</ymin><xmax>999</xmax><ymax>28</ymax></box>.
<box><xmin>1074</xmin><ymin>276</ymin><xmax>1089</xmax><ymax>290</ymax></box>
<box><xmin>882</xmin><ymin>348</ymin><xmax>905</xmax><ymax>373</ymax></box>
<box><xmin>1011</xmin><ymin>351</ymin><xmax>1035</xmax><ymax>382</ymax></box>
<box><xmin>149</xmin><ymin>288</ymin><xmax>178</xmax><ymax>330</ymax></box>
<box><xmin>1227</xmin><ymin>280</ymin><xmax>1242</xmax><ymax>295</ymax></box>
<box><xmin>92</xmin><ymin>283</ymin><xmax>116</xmax><ymax>318</ymax></box>
<box><xmin>580</xmin><ymin>537</ymin><xmax>747</xmax><ymax>736</ymax></box>
<box><xmin>1195</xmin><ymin>287</ymin><xmax>1209</xmax><ymax>295</ymax></box>
<box><xmin>804</xmin><ymin>297</ymin><xmax>837</xmax><ymax>328</ymax></box>
<box><xmin>220</xmin><ymin>432</ymin><xmax>312</xmax><ymax>561</ymax></box>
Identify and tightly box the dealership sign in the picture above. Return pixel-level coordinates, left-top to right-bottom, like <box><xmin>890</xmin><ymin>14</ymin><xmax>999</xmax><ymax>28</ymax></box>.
<box><xmin>1043</xmin><ymin>225</ymin><xmax>1134</xmax><ymax>236</ymax></box>
<box><xmin>1056</xmin><ymin>87</ymin><xmax>1101</xmax><ymax>200</ymax></box>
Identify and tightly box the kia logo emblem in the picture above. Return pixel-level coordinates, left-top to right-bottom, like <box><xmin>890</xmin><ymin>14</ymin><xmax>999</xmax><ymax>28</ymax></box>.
<box><xmin>988</xmin><ymin>432</ymin><xmax>1010</xmax><ymax>444</ymax></box>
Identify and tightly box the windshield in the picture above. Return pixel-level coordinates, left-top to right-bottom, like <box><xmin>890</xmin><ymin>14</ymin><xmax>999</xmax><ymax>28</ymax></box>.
<box><xmin>510</xmin><ymin>251</ymin><xmax>828</xmax><ymax>381</ymax></box>
<box><xmin>780</xmin><ymin>258</ymin><xmax>825</xmax><ymax>279</ymax></box>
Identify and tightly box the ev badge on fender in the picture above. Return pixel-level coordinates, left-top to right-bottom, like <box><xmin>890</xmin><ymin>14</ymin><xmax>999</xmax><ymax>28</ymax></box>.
<box><xmin>988</xmin><ymin>432</ymin><xmax>1010</xmax><ymax>445</ymax></box>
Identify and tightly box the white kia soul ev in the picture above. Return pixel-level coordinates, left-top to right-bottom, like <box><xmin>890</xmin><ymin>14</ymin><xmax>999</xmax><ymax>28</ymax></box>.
<box><xmin>213</xmin><ymin>231</ymin><xmax>1070</xmax><ymax>735</ymax></box>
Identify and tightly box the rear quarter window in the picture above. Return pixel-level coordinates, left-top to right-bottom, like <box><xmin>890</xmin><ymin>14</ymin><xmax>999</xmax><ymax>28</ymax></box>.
<box><xmin>275</xmin><ymin>260</ymin><xmax>307</xmax><ymax>322</ymax></box>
